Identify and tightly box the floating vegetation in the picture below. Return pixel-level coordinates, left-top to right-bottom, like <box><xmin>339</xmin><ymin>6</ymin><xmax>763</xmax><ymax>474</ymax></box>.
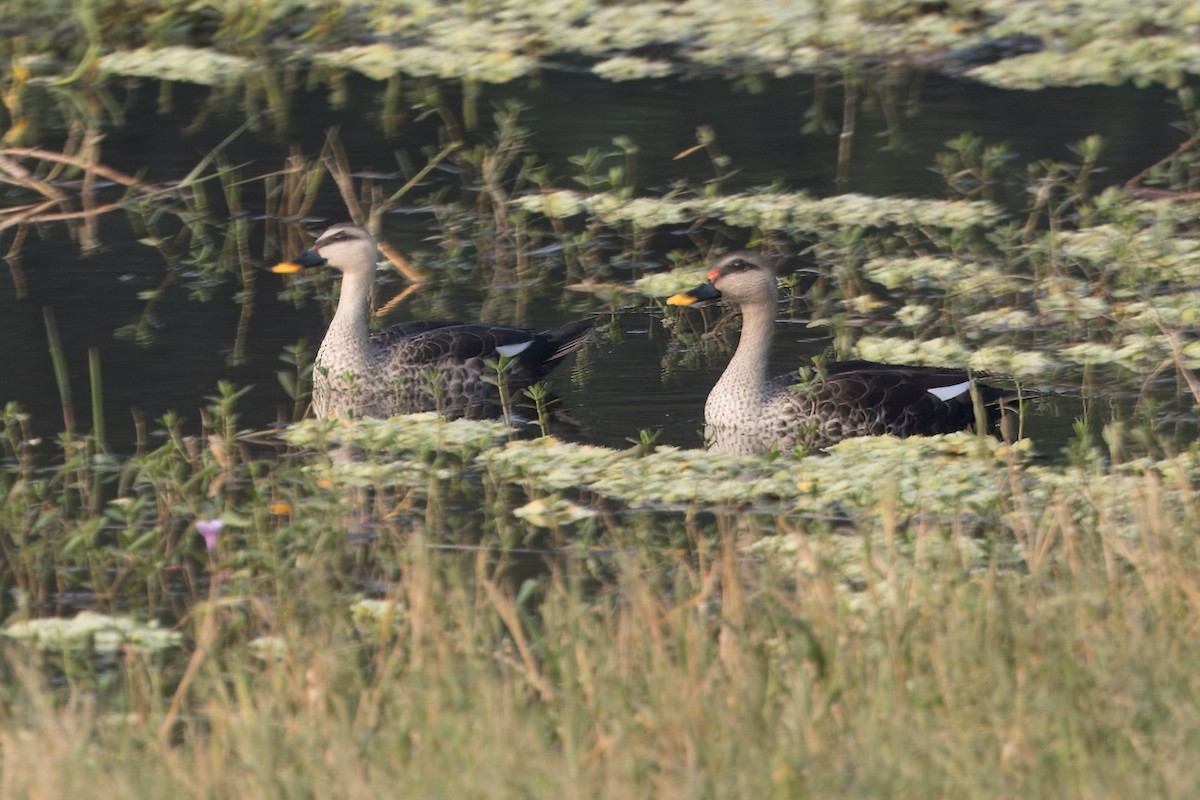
<box><xmin>591</xmin><ymin>56</ymin><xmax>676</xmax><ymax>82</ymax></box>
<box><xmin>5</xmin><ymin>0</ymin><xmax>1200</xmax><ymax>93</ymax></box>
<box><xmin>285</xmin><ymin>414</ymin><xmax>510</xmax><ymax>458</ymax></box>
<box><xmin>1053</xmin><ymin>221</ymin><xmax>1200</xmax><ymax>284</ymax></box>
<box><xmin>3</xmin><ymin>611</ymin><xmax>182</xmax><ymax>655</ymax></box>
<box><xmin>513</xmin><ymin>496</ymin><xmax>599</xmax><ymax>527</ymax></box>
<box><xmin>968</xmin><ymin>36</ymin><xmax>1200</xmax><ymax>90</ymax></box>
<box><xmin>314</xmin><ymin>42</ymin><xmax>533</xmax><ymax>83</ymax></box>
<box><xmin>483</xmin><ymin>437</ymin><xmax>793</xmax><ymax>508</ymax></box>
<box><xmin>266</xmin><ymin>412</ymin><xmax>1200</xmax><ymax>562</ymax></box>
<box><xmin>852</xmin><ymin>336</ymin><xmax>1059</xmax><ymax>378</ymax></box>
<box><xmin>894</xmin><ymin>303</ymin><xmax>938</xmax><ymax>327</ymax></box>
<box><xmin>864</xmin><ymin>256</ymin><xmax>980</xmax><ymax>292</ymax></box>
<box><xmin>287</xmin><ymin>415</ymin><xmax>1037</xmax><ymax>521</ymax></box>
<box><xmin>517</xmin><ymin>190</ymin><xmax>1004</xmax><ymax>232</ymax></box>
<box><xmin>97</xmin><ymin>46</ymin><xmax>253</xmax><ymax>86</ymax></box>
<box><xmin>631</xmin><ymin>268</ymin><xmax>709</xmax><ymax>298</ymax></box>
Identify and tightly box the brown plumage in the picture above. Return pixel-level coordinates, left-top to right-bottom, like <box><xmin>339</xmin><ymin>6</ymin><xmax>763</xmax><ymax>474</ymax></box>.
<box><xmin>274</xmin><ymin>224</ymin><xmax>593</xmax><ymax>419</ymax></box>
<box><xmin>668</xmin><ymin>252</ymin><xmax>1023</xmax><ymax>454</ymax></box>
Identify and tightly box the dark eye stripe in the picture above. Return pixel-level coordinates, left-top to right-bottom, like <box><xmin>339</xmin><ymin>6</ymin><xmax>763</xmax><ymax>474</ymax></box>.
<box><xmin>720</xmin><ymin>257</ymin><xmax>760</xmax><ymax>276</ymax></box>
<box><xmin>317</xmin><ymin>230</ymin><xmax>356</xmax><ymax>246</ymax></box>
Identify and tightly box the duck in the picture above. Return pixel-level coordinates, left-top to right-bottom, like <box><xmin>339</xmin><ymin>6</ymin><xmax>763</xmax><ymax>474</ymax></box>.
<box><xmin>273</xmin><ymin>223</ymin><xmax>594</xmax><ymax>420</ymax></box>
<box><xmin>667</xmin><ymin>251</ymin><xmax>1024</xmax><ymax>454</ymax></box>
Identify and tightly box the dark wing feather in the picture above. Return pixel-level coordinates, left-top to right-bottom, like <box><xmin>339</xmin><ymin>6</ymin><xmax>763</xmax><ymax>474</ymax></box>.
<box><xmin>367</xmin><ymin>317</ymin><xmax>593</xmax><ymax>390</ymax></box>
<box><xmin>537</xmin><ymin>318</ymin><xmax>595</xmax><ymax>363</ymax></box>
<box><xmin>812</xmin><ymin>360</ymin><xmax>1019</xmax><ymax>436</ymax></box>
<box><xmin>821</xmin><ymin>361</ymin><xmax>1017</xmax><ymax>406</ymax></box>
<box><xmin>369</xmin><ymin>322</ymin><xmax>544</xmax><ymax>366</ymax></box>
<box><xmin>368</xmin><ymin>320</ymin><xmax>468</xmax><ymax>347</ymax></box>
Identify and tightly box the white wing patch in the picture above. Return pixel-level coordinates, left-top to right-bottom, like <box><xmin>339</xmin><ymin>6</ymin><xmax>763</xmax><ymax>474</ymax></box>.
<box><xmin>927</xmin><ymin>380</ymin><xmax>972</xmax><ymax>402</ymax></box>
<box><xmin>495</xmin><ymin>341</ymin><xmax>534</xmax><ymax>358</ymax></box>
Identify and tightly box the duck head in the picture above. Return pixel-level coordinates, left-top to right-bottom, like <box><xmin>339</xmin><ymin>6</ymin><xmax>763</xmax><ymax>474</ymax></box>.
<box><xmin>667</xmin><ymin>252</ymin><xmax>778</xmax><ymax>308</ymax></box>
<box><xmin>271</xmin><ymin>223</ymin><xmax>379</xmax><ymax>277</ymax></box>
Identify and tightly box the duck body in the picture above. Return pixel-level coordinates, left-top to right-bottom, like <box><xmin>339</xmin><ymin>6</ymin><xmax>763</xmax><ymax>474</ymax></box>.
<box><xmin>275</xmin><ymin>224</ymin><xmax>593</xmax><ymax>419</ymax></box>
<box><xmin>668</xmin><ymin>252</ymin><xmax>1021</xmax><ymax>454</ymax></box>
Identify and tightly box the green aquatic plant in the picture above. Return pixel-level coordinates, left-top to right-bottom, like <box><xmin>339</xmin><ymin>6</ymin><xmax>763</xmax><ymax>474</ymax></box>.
<box><xmin>3</xmin><ymin>611</ymin><xmax>181</xmax><ymax>656</ymax></box>
<box><xmin>517</xmin><ymin>189</ymin><xmax>1005</xmax><ymax>234</ymax></box>
<box><xmin>8</xmin><ymin>0</ymin><xmax>1200</xmax><ymax>96</ymax></box>
<box><xmin>277</xmin><ymin>339</ymin><xmax>315</xmax><ymax>423</ymax></box>
<box><xmin>969</xmin><ymin>35</ymin><xmax>1200</xmax><ymax>90</ymax></box>
<box><xmin>935</xmin><ymin>133</ymin><xmax>1018</xmax><ymax>203</ymax></box>
<box><xmin>513</xmin><ymin>496</ymin><xmax>598</xmax><ymax>527</ymax></box>
<box><xmin>632</xmin><ymin>267</ymin><xmax>710</xmax><ymax>298</ymax></box>
<box><xmin>591</xmin><ymin>56</ymin><xmax>675</xmax><ymax>82</ymax></box>
<box><xmin>97</xmin><ymin>47</ymin><xmax>254</xmax><ymax>86</ymax></box>
<box><xmin>315</xmin><ymin>42</ymin><xmax>534</xmax><ymax>84</ymax></box>
<box><xmin>272</xmin><ymin>411</ymin><xmax>1112</xmax><ymax>546</ymax></box>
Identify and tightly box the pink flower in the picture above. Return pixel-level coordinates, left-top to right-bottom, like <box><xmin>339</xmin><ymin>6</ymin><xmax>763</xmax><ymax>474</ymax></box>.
<box><xmin>195</xmin><ymin>519</ymin><xmax>224</xmax><ymax>554</ymax></box>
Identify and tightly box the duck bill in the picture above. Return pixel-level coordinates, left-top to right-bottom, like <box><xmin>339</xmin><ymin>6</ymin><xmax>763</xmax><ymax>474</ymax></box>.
<box><xmin>667</xmin><ymin>280</ymin><xmax>722</xmax><ymax>306</ymax></box>
<box><xmin>270</xmin><ymin>248</ymin><xmax>326</xmax><ymax>274</ymax></box>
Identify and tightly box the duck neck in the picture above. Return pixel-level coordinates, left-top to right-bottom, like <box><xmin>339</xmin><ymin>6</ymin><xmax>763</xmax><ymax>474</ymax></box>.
<box><xmin>712</xmin><ymin>298</ymin><xmax>775</xmax><ymax>409</ymax></box>
<box><xmin>322</xmin><ymin>267</ymin><xmax>375</xmax><ymax>360</ymax></box>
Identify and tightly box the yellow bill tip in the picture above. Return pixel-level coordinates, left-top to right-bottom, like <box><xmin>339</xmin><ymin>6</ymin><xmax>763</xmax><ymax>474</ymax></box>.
<box><xmin>666</xmin><ymin>293</ymin><xmax>698</xmax><ymax>306</ymax></box>
<box><xmin>270</xmin><ymin>261</ymin><xmax>304</xmax><ymax>274</ymax></box>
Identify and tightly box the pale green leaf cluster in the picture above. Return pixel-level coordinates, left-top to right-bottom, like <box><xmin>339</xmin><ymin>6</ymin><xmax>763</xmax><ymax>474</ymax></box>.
<box><xmin>631</xmin><ymin>268</ymin><xmax>709</xmax><ymax>298</ymax></box>
<box><xmin>285</xmin><ymin>413</ymin><xmax>510</xmax><ymax>455</ymax></box>
<box><xmin>591</xmin><ymin>56</ymin><xmax>676</xmax><ymax>82</ymax></box>
<box><xmin>97</xmin><ymin>46</ymin><xmax>253</xmax><ymax>86</ymax></box>
<box><xmin>314</xmin><ymin>42</ymin><xmax>533</xmax><ymax>83</ymax></box>
<box><xmin>513</xmin><ymin>496</ymin><xmax>599</xmax><ymax>526</ymax></box>
<box><xmin>864</xmin><ymin>256</ymin><xmax>977</xmax><ymax>291</ymax></box>
<box><xmin>350</xmin><ymin>599</ymin><xmax>405</xmax><ymax>637</ymax></box>
<box><xmin>851</xmin><ymin>336</ymin><xmax>1056</xmax><ymax>377</ymax></box>
<box><xmin>519</xmin><ymin>190</ymin><xmax>1003</xmax><ymax>233</ymax></box>
<box><xmin>4</xmin><ymin>611</ymin><xmax>182</xmax><ymax>655</ymax></box>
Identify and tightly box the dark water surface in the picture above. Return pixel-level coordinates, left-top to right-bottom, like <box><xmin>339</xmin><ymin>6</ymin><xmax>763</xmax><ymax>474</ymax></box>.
<box><xmin>0</xmin><ymin>70</ymin><xmax>1183</xmax><ymax>452</ymax></box>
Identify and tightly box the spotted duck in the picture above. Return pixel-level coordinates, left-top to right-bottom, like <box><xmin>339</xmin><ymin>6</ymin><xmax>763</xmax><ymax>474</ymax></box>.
<box><xmin>667</xmin><ymin>251</ymin><xmax>1023</xmax><ymax>454</ymax></box>
<box><xmin>273</xmin><ymin>223</ymin><xmax>593</xmax><ymax>419</ymax></box>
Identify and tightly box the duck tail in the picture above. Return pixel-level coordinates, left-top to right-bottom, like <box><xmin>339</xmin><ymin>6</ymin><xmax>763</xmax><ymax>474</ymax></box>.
<box><xmin>541</xmin><ymin>317</ymin><xmax>596</xmax><ymax>364</ymax></box>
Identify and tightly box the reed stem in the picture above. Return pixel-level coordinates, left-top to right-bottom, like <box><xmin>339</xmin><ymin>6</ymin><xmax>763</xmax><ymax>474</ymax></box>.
<box><xmin>43</xmin><ymin>306</ymin><xmax>74</xmax><ymax>439</ymax></box>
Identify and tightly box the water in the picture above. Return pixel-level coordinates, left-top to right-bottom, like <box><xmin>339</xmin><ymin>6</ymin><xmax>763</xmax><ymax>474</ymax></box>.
<box><xmin>0</xmin><ymin>69</ymin><xmax>1185</xmax><ymax>453</ymax></box>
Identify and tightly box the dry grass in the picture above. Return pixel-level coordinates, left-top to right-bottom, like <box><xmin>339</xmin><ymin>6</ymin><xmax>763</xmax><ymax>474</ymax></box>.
<box><xmin>2</xmin><ymin>456</ymin><xmax>1200</xmax><ymax>798</ymax></box>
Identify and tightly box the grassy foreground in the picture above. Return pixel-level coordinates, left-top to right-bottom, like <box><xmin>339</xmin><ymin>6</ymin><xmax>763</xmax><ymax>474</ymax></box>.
<box><xmin>1</xmin><ymin>412</ymin><xmax>1199</xmax><ymax>797</ymax></box>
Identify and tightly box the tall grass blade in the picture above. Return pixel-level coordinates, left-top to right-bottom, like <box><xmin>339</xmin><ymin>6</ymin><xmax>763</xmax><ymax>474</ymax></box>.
<box><xmin>88</xmin><ymin>347</ymin><xmax>106</xmax><ymax>453</ymax></box>
<box><xmin>43</xmin><ymin>306</ymin><xmax>74</xmax><ymax>438</ymax></box>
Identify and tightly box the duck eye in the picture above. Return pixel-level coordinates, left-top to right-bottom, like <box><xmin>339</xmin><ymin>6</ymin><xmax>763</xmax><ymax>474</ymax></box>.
<box><xmin>723</xmin><ymin>258</ymin><xmax>757</xmax><ymax>275</ymax></box>
<box><xmin>318</xmin><ymin>231</ymin><xmax>351</xmax><ymax>246</ymax></box>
